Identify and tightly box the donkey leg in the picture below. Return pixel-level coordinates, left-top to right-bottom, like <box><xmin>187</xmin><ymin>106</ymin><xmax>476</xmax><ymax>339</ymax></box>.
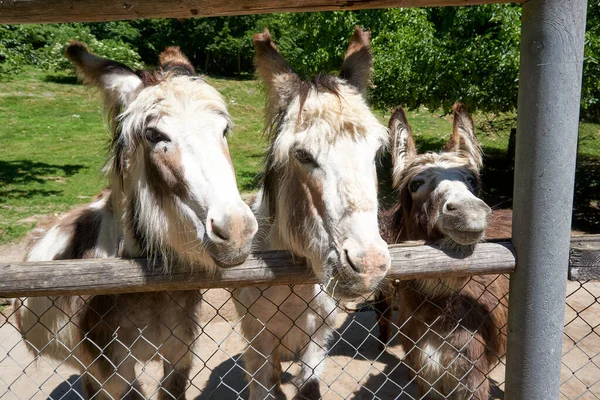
<box><xmin>372</xmin><ymin>290</ymin><xmax>393</xmax><ymax>346</ymax></box>
<box><xmin>294</xmin><ymin>338</ymin><xmax>326</xmax><ymax>400</ymax></box>
<box><xmin>82</xmin><ymin>372</ymin><xmax>104</xmax><ymax>400</ymax></box>
<box><xmin>244</xmin><ymin>341</ymin><xmax>285</xmax><ymax>400</ymax></box>
<box><xmin>87</xmin><ymin>357</ymin><xmax>143</xmax><ymax>400</ymax></box>
<box><xmin>159</xmin><ymin>344</ymin><xmax>193</xmax><ymax>400</ymax></box>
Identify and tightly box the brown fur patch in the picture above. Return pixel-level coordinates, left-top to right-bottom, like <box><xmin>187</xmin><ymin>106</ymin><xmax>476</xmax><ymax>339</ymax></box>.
<box><xmin>138</xmin><ymin>47</ymin><xmax>196</xmax><ymax>87</ymax></box>
<box><xmin>144</xmin><ymin>141</ymin><xmax>189</xmax><ymax>201</ymax></box>
<box><xmin>389</xmin><ymin>105</ymin><xmax>417</xmax><ymax>186</ymax></box>
<box><xmin>253</xmin><ymin>28</ymin><xmax>301</xmax><ymax>120</ymax></box>
<box><xmin>297</xmin><ymin>378</ymin><xmax>321</xmax><ymax>400</ymax></box>
<box><xmin>65</xmin><ymin>41</ymin><xmax>136</xmax><ymax>91</ymax></box>
<box><xmin>486</xmin><ymin>208</ymin><xmax>513</xmax><ymax>239</ymax></box>
<box><xmin>339</xmin><ymin>26</ymin><xmax>372</xmax><ymax>92</ymax></box>
<box><xmin>221</xmin><ymin>141</ymin><xmax>235</xmax><ymax>174</ymax></box>
<box><xmin>445</xmin><ymin>102</ymin><xmax>482</xmax><ymax>168</ymax></box>
<box><xmin>159</xmin><ymin>46</ymin><xmax>195</xmax><ymax>75</ymax></box>
<box><xmin>376</xmin><ymin>105</ymin><xmax>507</xmax><ymax>399</ymax></box>
<box><xmin>31</xmin><ymin>197</ymin><xmax>106</xmax><ymax>261</ymax></box>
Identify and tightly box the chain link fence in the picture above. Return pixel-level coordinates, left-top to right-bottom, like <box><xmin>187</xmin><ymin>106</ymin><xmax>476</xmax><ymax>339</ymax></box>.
<box><xmin>0</xmin><ymin>277</ymin><xmax>597</xmax><ymax>399</ymax></box>
<box><xmin>561</xmin><ymin>280</ymin><xmax>600</xmax><ymax>400</ymax></box>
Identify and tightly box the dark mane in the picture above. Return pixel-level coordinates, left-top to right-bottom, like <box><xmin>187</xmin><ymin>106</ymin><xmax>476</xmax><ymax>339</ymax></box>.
<box><xmin>137</xmin><ymin>65</ymin><xmax>196</xmax><ymax>87</ymax></box>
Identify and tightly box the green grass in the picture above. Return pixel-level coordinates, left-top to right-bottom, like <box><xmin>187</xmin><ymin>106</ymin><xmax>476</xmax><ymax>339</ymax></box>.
<box><xmin>1</xmin><ymin>69</ymin><xmax>599</xmax><ymax>243</ymax></box>
<box><xmin>205</xmin><ymin>76</ymin><xmax>266</xmax><ymax>192</ymax></box>
<box><xmin>0</xmin><ymin>70</ymin><xmax>268</xmax><ymax>244</ymax></box>
<box><xmin>0</xmin><ymin>70</ymin><xmax>108</xmax><ymax>243</ymax></box>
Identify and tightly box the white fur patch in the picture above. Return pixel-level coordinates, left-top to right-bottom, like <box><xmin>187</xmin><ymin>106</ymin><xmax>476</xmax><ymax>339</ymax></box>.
<box><xmin>26</xmin><ymin>226</ymin><xmax>70</xmax><ymax>262</ymax></box>
<box><xmin>101</xmin><ymin>73</ymin><xmax>143</xmax><ymax>106</ymax></box>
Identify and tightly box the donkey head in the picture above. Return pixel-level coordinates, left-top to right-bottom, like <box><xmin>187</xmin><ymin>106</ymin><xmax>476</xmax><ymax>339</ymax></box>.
<box><xmin>255</xmin><ymin>27</ymin><xmax>391</xmax><ymax>298</ymax></box>
<box><xmin>390</xmin><ymin>103</ymin><xmax>491</xmax><ymax>246</ymax></box>
<box><xmin>66</xmin><ymin>42</ymin><xmax>257</xmax><ymax>272</ymax></box>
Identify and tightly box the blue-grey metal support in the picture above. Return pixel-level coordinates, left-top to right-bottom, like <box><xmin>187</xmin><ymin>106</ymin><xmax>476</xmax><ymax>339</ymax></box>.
<box><xmin>505</xmin><ymin>0</ymin><xmax>588</xmax><ymax>398</ymax></box>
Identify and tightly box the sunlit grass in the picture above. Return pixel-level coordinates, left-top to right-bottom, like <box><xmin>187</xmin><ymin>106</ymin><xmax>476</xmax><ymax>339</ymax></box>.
<box><xmin>1</xmin><ymin>69</ymin><xmax>598</xmax><ymax>243</ymax></box>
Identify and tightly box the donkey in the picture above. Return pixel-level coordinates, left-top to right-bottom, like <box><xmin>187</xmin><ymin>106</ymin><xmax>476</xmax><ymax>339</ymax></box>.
<box><xmin>375</xmin><ymin>104</ymin><xmax>509</xmax><ymax>399</ymax></box>
<box><xmin>13</xmin><ymin>43</ymin><xmax>257</xmax><ymax>399</ymax></box>
<box><xmin>233</xmin><ymin>27</ymin><xmax>391</xmax><ymax>400</ymax></box>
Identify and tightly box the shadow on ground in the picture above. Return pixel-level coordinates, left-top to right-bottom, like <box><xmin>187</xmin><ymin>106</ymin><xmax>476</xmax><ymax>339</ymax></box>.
<box><xmin>0</xmin><ymin>160</ymin><xmax>85</xmax><ymax>201</ymax></box>
<box><xmin>193</xmin><ymin>310</ymin><xmax>503</xmax><ymax>399</ymax></box>
<box><xmin>43</xmin><ymin>75</ymin><xmax>79</xmax><ymax>85</ymax></box>
<box><xmin>327</xmin><ymin>311</ymin><xmax>419</xmax><ymax>399</ymax></box>
<box><xmin>46</xmin><ymin>375</ymin><xmax>84</xmax><ymax>400</ymax></box>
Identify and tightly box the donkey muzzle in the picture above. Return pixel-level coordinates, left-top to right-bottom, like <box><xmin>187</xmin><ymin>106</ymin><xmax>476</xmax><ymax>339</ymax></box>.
<box><xmin>206</xmin><ymin>201</ymin><xmax>258</xmax><ymax>267</ymax></box>
<box><xmin>439</xmin><ymin>197</ymin><xmax>491</xmax><ymax>245</ymax></box>
<box><xmin>341</xmin><ymin>238</ymin><xmax>391</xmax><ymax>291</ymax></box>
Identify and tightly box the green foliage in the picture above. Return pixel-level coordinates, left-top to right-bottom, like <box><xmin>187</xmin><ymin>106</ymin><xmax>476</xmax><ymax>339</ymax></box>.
<box><xmin>370</xmin><ymin>6</ymin><xmax>520</xmax><ymax>113</ymax></box>
<box><xmin>0</xmin><ymin>25</ymin><xmax>40</xmax><ymax>76</ymax></box>
<box><xmin>267</xmin><ymin>12</ymin><xmax>359</xmax><ymax>77</ymax></box>
<box><xmin>0</xmin><ymin>23</ymin><xmax>142</xmax><ymax>75</ymax></box>
<box><xmin>582</xmin><ymin>2</ymin><xmax>600</xmax><ymax>122</ymax></box>
<box><xmin>35</xmin><ymin>24</ymin><xmax>143</xmax><ymax>71</ymax></box>
<box><xmin>0</xmin><ymin>3</ymin><xmax>598</xmax><ymax>117</ymax></box>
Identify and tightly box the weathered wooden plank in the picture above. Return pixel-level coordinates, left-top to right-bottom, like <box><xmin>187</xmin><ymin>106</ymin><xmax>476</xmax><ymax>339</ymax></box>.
<box><xmin>0</xmin><ymin>0</ymin><xmax>524</xmax><ymax>25</ymax></box>
<box><xmin>568</xmin><ymin>236</ymin><xmax>600</xmax><ymax>280</ymax></box>
<box><xmin>569</xmin><ymin>267</ymin><xmax>600</xmax><ymax>281</ymax></box>
<box><xmin>0</xmin><ymin>241</ymin><xmax>515</xmax><ymax>298</ymax></box>
<box><xmin>2</xmin><ymin>236</ymin><xmax>597</xmax><ymax>298</ymax></box>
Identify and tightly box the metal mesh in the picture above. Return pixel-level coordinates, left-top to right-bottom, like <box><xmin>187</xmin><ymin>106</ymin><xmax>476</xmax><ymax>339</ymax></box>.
<box><xmin>0</xmin><ymin>275</ymin><xmax>510</xmax><ymax>400</ymax></box>
<box><xmin>0</xmin><ymin>277</ymin><xmax>595</xmax><ymax>399</ymax></box>
<box><xmin>561</xmin><ymin>280</ymin><xmax>600</xmax><ymax>400</ymax></box>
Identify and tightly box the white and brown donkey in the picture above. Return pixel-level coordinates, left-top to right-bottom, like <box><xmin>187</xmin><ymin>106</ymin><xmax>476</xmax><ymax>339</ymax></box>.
<box><xmin>233</xmin><ymin>27</ymin><xmax>391</xmax><ymax>400</ymax></box>
<box><xmin>376</xmin><ymin>104</ymin><xmax>509</xmax><ymax>399</ymax></box>
<box><xmin>14</xmin><ymin>43</ymin><xmax>257</xmax><ymax>399</ymax></box>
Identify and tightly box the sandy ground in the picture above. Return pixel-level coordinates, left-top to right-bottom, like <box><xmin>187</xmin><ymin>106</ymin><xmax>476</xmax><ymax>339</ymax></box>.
<box><xmin>0</xmin><ymin>240</ymin><xmax>598</xmax><ymax>400</ymax></box>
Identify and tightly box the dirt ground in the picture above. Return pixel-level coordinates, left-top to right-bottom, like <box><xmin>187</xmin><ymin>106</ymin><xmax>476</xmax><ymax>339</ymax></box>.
<box><xmin>0</xmin><ymin>241</ymin><xmax>598</xmax><ymax>400</ymax></box>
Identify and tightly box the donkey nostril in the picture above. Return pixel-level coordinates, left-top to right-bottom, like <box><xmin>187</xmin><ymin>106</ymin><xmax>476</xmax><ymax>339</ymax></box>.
<box><xmin>210</xmin><ymin>218</ymin><xmax>230</xmax><ymax>242</ymax></box>
<box><xmin>344</xmin><ymin>249</ymin><xmax>361</xmax><ymax>273</ymax></box>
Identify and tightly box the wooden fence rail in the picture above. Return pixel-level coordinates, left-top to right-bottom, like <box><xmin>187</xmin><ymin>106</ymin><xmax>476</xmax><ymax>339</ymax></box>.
<box><xmin>1</xmin><ymin>235</ymin><xmax>598</xmax><ymax>298</ymax></box>
<box><xmin>0</xmin><ymin>0</ymin><xmax>523</xmax><ymax>24</ymax></box>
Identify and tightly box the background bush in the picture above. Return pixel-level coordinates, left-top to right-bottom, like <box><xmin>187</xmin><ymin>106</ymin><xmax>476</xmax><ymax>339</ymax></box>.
<box><xmin>0</xmin><ymin>2</ymin><xmax>598</xmax><ymax>120</ymax></box>
<box><xmin>0</xmin><ymin>24</ymin><xmax>142</xmax><ymax>75</ymax></box>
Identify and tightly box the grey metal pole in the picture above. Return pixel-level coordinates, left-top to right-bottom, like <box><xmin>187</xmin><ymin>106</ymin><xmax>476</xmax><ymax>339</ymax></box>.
<box><xmin>505</xmin><ymin>0</ymin><xmax>588</xmax><ymax>398</ymax></box>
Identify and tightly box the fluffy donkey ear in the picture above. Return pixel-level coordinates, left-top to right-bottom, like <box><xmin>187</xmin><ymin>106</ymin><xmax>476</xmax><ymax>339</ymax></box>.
<box><xmin>159</xmin><ymin>46</ymin><xmax>195</xmax><ymax>75</ymax></box>
<box><xmin>65</xmin><ymin>41</ymin><xmax>143</xmax><ymax>107</ymax></box>
<box><xmin>389</xmin><ymin>106</ymin><xmax>417</xmax><ymax>188</ymax></box>
<box><xmin>444</xmin><ymin>102</ymin><xmax>483</xmax><ymax>169</ymax></box>
<box><xmin>253</xmin><ymin>29</ymin><xmax>301</xmax><ymax>112</ymax></box>
<box><xmin>340</xmin><ymin>26</ymin><xmax>372</xmax><ymax>94</ymax></box>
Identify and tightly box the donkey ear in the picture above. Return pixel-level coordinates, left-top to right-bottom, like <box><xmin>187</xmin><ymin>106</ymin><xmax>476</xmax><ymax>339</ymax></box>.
<box><xmin>389</xmin><ymin>106</ymin><xmax>417</xmax><ymax>187</ymax></box>
<box><xmin>66</xmin><ymin>41</ymin><xmax>142</xmax><ymax>107</ymax></box>
<box><xmin>253</xmin><ymin>29</ymin><xmax>301</xmax><ymax>110</ymax></box>
<box><xmin>159</xmin><ymin>46</ymin><xmax>195</xmax><ymax>75</ymax></box>
<box><xmin>444</xmin><ymin>102</ymin><xmax>483</xmax><ymax>169</ymax></box>
<box><xmin>339</xmin><ymin>26</ymin><xmax>372</xmax><ymax>94</ymax></box>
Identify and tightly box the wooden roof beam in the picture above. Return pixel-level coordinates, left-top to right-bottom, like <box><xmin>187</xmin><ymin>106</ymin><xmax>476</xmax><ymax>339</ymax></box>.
<box><xmin>1</xmin><ymin>0</ymin><xmax>523</xmax><ymax>25</ymax></box>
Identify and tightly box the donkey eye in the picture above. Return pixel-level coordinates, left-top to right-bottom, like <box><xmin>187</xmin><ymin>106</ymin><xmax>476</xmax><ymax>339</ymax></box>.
<box><xmin>223</xmin><ymin>125</ymin><xmax>230</xmax><ymax>138</ymax></box>
<box><xmin>145</xmin><ymin>128</ymin><xmax>170</xmax><ymax>144</ymax></box>
<box><xmin>466</xmin><ymin>176</ymin><xmax>477</xmax><ymax>188</ymax></box>
<box><xmin>294</xmin><ymin>149</ymin><xmax>316</xmax><ymax>165</ymax></box>
<box><xmin>410</xmin><ymin>179</ymin><xmax>425</xmax><ymax>193</ymax></box>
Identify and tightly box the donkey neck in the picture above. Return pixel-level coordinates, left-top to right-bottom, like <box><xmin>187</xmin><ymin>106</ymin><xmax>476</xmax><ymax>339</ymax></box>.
<box><xmin>251</xmin><ymin>188</ymin><xmax>288</xmax><ymax>252</ymax></box>
<box><xmin>381</xmin><ymin>203</ymin><xmax>441</xmax><ymax>244</ymax></box>
<box><xmin>103</xmin><ymin>186</ymin><xmax>148</xmax><ymax>259</ymax></box>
